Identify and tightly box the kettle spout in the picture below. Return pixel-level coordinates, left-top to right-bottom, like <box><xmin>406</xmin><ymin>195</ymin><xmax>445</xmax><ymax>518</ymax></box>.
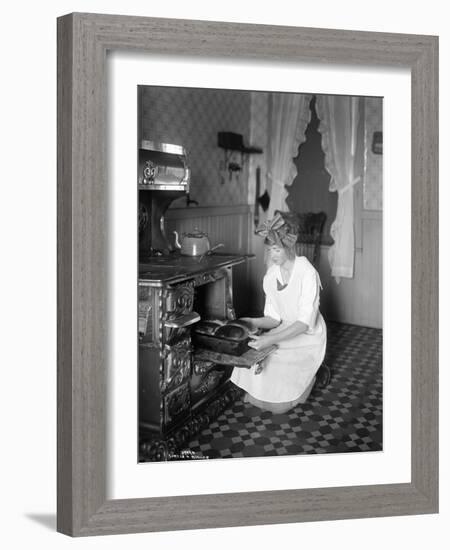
<box><xmin>172</xmin><ymin>231</ymin><xmax>181</xmax><ymax>249</ymax></box>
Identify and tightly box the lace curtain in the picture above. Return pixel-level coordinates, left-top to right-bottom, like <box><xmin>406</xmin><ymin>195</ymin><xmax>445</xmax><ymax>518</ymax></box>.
<box><xmin>315</xmin><ymin>95</ymin><xmax>361</xmax><ymax>281</ymax></box>
<box><xmin>266</xmin><ymin>93</ymin><xmax>312</xmax><ymax>218</ymax></box>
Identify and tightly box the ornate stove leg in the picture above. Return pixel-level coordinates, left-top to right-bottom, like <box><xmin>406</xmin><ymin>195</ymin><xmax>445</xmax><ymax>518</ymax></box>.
<box><xmin>139</xmin><ymin>384</ymin><xmax>244</xmax><ymax>462</ymax></box>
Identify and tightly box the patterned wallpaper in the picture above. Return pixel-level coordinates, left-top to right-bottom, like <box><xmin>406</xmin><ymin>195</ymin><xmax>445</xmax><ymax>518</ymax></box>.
<box><xmin>363</xmin><ymin>97</ymin><xmax>383</xmax><ymax>211</ymax></box>
<box><xmin>139</xmin><ymin>86</ymin><xmax>252</xmax><ymax>207</ymax></box>
<box><xmin>248</xmin><ymin>92</ymin><xmax>269</xmax><ymax>207</ymax></box>
<box><xmin>139</xmin><ymin>87</ymin><xmax>382</xmax><ymax>213</ymax></box>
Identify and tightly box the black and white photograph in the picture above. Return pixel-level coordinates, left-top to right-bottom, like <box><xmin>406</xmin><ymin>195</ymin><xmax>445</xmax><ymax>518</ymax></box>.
<box><xmin>137</xmin><ymin>86</ymin><xmax>383</xmax><ymax>462</ymax></box>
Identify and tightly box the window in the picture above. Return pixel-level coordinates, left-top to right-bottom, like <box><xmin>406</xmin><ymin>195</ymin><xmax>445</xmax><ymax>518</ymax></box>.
<box><xmin>285</xmin><ymin>96</ymin><xmax>337</xmax><ymax>245</ymax></box>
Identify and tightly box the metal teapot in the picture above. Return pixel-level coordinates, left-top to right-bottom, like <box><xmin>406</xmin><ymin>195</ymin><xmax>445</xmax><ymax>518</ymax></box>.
<box><xmin>173</xmin><ymin>228</ymin><xmax>223</xmax><ymax>257</ymax></box>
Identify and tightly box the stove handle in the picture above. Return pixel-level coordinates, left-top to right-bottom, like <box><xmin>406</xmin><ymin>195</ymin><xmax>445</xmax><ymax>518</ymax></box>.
<box><xmin>164</xmin><ymin>311</ymin><xmax>200</xmax><ymax>329</ymax></box>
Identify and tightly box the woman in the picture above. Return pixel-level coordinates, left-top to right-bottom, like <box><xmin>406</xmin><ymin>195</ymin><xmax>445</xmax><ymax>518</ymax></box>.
<box><xmin>230</xmin><ymin>213</ymin><xmax>327</xmax><ymax>414</ymax></box>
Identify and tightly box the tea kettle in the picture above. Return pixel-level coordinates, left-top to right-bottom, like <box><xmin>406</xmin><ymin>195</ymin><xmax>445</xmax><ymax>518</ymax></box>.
<box><xmin>173</xmin><ymin>228</ymin><xmax>223</xmax><ymax>257</ymax></box>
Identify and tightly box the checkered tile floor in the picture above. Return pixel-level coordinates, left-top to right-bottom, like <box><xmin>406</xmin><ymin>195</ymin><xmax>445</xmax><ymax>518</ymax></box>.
<box><xmin>186</xmin><ymin>322</ymin><xmax>382</xmax><ymax>459</ymax></box>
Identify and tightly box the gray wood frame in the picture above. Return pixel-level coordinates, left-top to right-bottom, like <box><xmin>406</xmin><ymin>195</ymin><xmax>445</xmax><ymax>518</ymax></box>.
<box><xmin>57</xmin><ymin>12</ymin><xmax>438</xmax><ymax>537</ymax></box>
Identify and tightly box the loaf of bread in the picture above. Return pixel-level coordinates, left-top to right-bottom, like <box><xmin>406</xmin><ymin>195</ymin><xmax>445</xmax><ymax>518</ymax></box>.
<box><xmin>215</xmin><ymin>324</ymin><xmax>247</xmax><ymax>340</ymax></box>
<box><xmin>194</xmin><ymin>320</ymin><xmax>223</xmax><ymax>335</ymax></box>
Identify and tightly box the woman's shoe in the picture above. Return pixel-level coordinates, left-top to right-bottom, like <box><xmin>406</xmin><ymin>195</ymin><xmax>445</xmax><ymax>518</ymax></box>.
<box><xmin>315</xmin><ymin>364</ymin><xmax>331</xmax><ymax>388</ymax></box>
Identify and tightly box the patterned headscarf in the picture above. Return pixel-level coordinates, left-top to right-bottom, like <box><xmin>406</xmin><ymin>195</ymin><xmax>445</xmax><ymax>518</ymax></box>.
<box><xmin>255</xmin><ymin>212</ymin><xmax>298</xmax><ymax>249</ymax></box>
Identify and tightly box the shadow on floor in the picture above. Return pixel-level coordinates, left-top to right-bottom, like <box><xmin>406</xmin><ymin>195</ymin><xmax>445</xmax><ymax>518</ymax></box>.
<box><xmin>25</xmin><ymin>513</ymin><xmax>56</xmax><ymax>531</ymax></box>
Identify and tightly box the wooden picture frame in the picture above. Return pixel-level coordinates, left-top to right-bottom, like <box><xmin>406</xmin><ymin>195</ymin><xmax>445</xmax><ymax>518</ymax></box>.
<box><xmin>57</xmin><ymin>12</ymin><xmax>438</xmax><ymax>536</ymax></box>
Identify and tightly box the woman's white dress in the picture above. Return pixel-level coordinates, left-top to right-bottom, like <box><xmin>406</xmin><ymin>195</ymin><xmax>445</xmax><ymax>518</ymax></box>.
<box><xmin>231</xmin><ymin>256</ymin><xmax>327</xmax><ymax>404</ymax></box>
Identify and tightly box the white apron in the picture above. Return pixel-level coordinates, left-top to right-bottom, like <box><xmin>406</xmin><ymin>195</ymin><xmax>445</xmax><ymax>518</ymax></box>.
<box><xmin>231</xmin><ymin>256</ymin><xmax>327</xmax><ymax>403</ymax></box>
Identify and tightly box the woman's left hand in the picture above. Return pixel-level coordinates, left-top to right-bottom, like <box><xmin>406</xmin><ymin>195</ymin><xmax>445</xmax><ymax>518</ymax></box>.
<box><xmin>248</xmin><ymin>334</ymin><xmax>274</xmax><ymax>351</ymax></box>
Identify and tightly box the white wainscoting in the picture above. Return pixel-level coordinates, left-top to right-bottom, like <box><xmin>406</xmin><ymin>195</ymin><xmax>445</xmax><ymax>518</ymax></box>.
<box><xmin>165</xmin><ymin>205</ymin><xmax>253</xmax><ymax>316</ymax></box>
<box><xmin>319</xmin><ymin>210</ymin><xmax>382</xmax><ymax>329</ymax></box>
<box><xmin>165</xmin><ymin>206</ymin><xmax>382</xmax><ymax>327</ymax></box>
